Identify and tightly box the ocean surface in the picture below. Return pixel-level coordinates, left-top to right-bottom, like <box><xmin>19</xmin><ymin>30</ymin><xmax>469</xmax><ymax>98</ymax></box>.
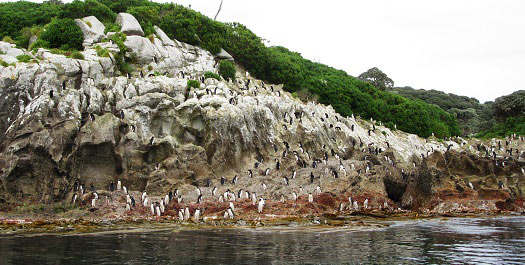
<box><xmin>0</xmin><ymin>216</ymin><xmax>524</xmax><ymax>264</ymax></box>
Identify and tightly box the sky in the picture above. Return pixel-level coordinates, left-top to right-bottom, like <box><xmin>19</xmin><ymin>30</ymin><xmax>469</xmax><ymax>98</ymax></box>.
<box><xmin>4</xmin><ymin>0</ymin><xmax>525</xmax><ymax>103</ymax></box>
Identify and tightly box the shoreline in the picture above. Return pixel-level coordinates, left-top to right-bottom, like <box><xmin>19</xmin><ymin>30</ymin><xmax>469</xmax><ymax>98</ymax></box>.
<box><xmin>1</xmin><ymin>208</ymin><xmax>523</xmax><ymax>236</ymax></box>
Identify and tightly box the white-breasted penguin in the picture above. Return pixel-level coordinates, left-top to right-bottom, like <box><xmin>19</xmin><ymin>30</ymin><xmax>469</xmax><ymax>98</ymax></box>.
<box><xmin>308</xmin><ymin>193</ymin><xmax>313</xmax><ymax>203</ymax></box>
<box><xmin>258</xmin><ymin>198</ymin><xmax>265</xmax><ymax>213</ymax></box>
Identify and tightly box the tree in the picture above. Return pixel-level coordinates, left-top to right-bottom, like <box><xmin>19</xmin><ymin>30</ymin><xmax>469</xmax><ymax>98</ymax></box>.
<box><xmin>357</xmin><ymin>67</ymin><xmax>394</xmax><ymax>91</ymax></box>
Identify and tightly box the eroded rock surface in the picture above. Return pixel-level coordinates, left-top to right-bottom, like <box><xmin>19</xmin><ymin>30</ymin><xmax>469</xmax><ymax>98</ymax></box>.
<box><xmin>0</xmin><ymin>14</ymin><xmax>524</xmax><ymax>216</ymax></box>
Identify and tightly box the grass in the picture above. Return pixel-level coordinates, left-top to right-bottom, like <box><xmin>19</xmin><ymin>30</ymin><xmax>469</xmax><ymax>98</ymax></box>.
<box><xmin>69</xmin><ymin>51</ymin><xmax>84</xmax><ymax>60</ymax></box>
<box><xmin>16</xmin><ymin>54</ymin><xmax>31</xmax><ymax>63</ymax></box>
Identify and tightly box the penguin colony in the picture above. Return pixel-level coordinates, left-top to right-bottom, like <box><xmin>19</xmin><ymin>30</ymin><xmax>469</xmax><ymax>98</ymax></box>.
<box><xmin>67</xmin><ymin>70</ymin><xmax>525</xmax><ymax>223</ymax></box>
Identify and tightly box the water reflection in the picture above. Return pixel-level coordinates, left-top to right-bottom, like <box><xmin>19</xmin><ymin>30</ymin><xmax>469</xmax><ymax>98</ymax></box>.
<box><xmin>0</xmin><ymin>217</ymin><xmax>524</xmax><ymax>264</ymax></box>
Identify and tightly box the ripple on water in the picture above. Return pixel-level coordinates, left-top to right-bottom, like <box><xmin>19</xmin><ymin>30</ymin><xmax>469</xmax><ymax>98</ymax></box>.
<box><xmin>0</xmin><ymin>217</ymin><xmax>524</xmax><ymax>264</ymax></box>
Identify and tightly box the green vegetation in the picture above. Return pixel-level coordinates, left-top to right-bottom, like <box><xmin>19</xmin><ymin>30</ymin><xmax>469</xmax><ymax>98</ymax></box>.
<box><xmin>70</xmin><ymin>51</ymin><xmax>85</xmax><ymax>60</ymax></box>
<box><xmin>95</xmin><ymin>45</ymin><xmax>110</xmax><ymax>57</ymax></box>
<box><xmin>476</xmin><ymin>116</ymin><xmax>525</xmax><ymax>139</ymax></box>
<box><xmin>187</xmin><ymin>79</ymin><xmax>200</xmax><ymax>89</ymax></box>
<box><xmin>218</xmin><ymin>60</ymin><xmax>236</xmax><ymax>81</ymax></box>
<box><xmin>2</xmin><ymin>36</ymin><xmax>14</xmax><ymax>44</ymax></box>
<box><xmin>0</xmin><ymin>0</ymin><xmax>463</xmax><ymax>137</ymax></box>
<box><xmin>109</xmin><ymin>32</ymin><xmax>133</xmax><ymax>74</ymax></box>
<box><xmin>103</xmin><ymin>22</ymin><xmax>121</xmax><ymax>34</ymax></box>
<box><xmin>16</xmin><ymin>54</ymin><xmax>31</xmax><ymax>63</ymax></box>
<box><xmin>0</xmin><ymin>58</ymin><xmax>9</xmax><ymax>67</ymax></box>
<box><xmin>204</xmin><ymin>71</ymin><xmax>221</xmax><ymax>81</ymax></box>
<box><xmin>392</xmin><ymin>86</ymin><xmax>494</xmax><ymax>136</ymax></box>
<box><xmin>40</xmin><ymin>18</ymin><xmax>84</xmax><ymax>50</ymax></box>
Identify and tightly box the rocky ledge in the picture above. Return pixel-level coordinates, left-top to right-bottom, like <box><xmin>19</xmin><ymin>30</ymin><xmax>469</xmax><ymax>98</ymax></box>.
<box><xmin>0</xmin><ymin>14</ymin><xmax>524</xmax><ymax>226</ymax></box>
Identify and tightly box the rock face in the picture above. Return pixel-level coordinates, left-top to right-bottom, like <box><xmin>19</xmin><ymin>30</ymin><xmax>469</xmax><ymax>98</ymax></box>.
<box><xmin>0</xmin><ymin>13</ymin><xmax>524</xmax><ymax>213</ymax></box>
<box><xmin>116</xmin><ymin>13</ymin><xmax>144</xmax><ymax>36</ymax></box>
<box><xmin>216</xmin><ymin>48</ymin><xmax>234</xmax><ymax>61</ymax></box>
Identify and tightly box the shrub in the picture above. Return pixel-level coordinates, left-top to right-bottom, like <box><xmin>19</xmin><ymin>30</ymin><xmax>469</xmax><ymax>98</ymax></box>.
<box><xmin>28</xmin><ymin>39</ymin><xmax>50</xmax><ymax>51</ymax></box>
<box><xmin>70</xmin><ymin>51</ymin><xmax>85</xmax><ymax>60</ymax></box>
<box><xmin>186</xmin><ymin>80</ymin><xmax>200</xmax><ymax>89</ymax></box>
<box><xmin>95</xmin><ymin>45</ymin><xmax>110</xmax><ymax>57</ymax></box>
<box><xmin>204</xmin><ymin>71</ymin><xmax>221</xmax><ymax>81</ymax></box>
<box><xmin>40</xmin><ymin>18</ymin><xmax>84</xmax><ymax>51</ymax></box>
<box><xmin>218</xmin><ymin>60</ymin><xmax>236</xmax><ymax>81</ymax></box>
<box><xmin>120</xmin><ymin>62</ymin><xmax>134</xmax><ymax>74</ymax></box>
<box><xmin>16</xmin><ymin>54</ymin><xmax>31</xmax><ymax>63</ymax></box>
<box><xmin>103</xmin><ymin>22</ymin><xmax>121</xmax><ymax>34</ymax></box>
<box><xmin>85</xmin><ymin>21</ymin><xmax>92</xmax><ymax>28</ymax></box>
<box><xmin>147</xmin><ymin>34</ymin><xmax>155</xmax><ymax>43</ymax></box>
<box><xmin>2</xmin><ymin>36</ymin><xmax>15</xmax><ymax>44</ymax></box>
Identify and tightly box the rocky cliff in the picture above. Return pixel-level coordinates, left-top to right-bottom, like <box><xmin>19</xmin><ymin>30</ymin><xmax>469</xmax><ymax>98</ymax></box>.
<box><xmin>0</xmin><ymin>14</ymin><xmax>524</xmax><ymax>214</ymax></box>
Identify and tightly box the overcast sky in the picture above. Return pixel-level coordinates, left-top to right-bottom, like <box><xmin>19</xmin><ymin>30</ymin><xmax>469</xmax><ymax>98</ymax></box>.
<box><xmin>167</xmin><ymin>0</ymin><xmax>525</xmax><ymax>103</ymax></box>
<box><xmin>7</xmin><ymin>0</ymin><xmax>525</xmax><ymax>102</ymax></box>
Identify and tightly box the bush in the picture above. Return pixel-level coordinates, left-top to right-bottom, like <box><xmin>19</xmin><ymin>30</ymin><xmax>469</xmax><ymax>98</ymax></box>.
<box><xmin>204</xmin><ymin>71</ymin><xmax>221</xmax><ymax>81</ymax></box>
<box><xmin>28</xmin><ymin>39</ymin><xmax>50</xmax><ymax>51</ymax></box>
<box><xmin>70</xmin><ymin>51</ymin><xmax>84</xmax><ymax>60</ymax></box>
<box><xmin>187</xmin><ymin>80</ymin><xmax>200</xmax><ymax>89</ymax></box>
<box><xmin>95</xmin><ymin>45</ymin><xmax>110</xmax><ymax>57</ymax></box>
<box><xmin>103</xmin><ymin>22</ymin><xmax>121</xmax><ymax>34</ymax></box>
<box><xmin>2</xmin><ymin>36</ymin><xmax>14</xmax><ymax>44</ymax></box>
<box><xmin>16</xmin><ymin>54</ymin><xmax>31</xmax><ymax>63</ymax></box>
<box><xmin>40</xmin><ymin>18</ymin><xmax>84</xmax><ymax>51</ymax></box>
<box><xmin>218</xmin><ymin>60</ymin><xmax>236</xmax><ymax>81</ymax></box>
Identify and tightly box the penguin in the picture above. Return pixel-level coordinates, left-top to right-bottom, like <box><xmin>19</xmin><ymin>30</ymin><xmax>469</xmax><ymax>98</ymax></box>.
<box><xmin>131</xmin><ymin>196</ymin><xmax>136</xmax><ymax>207</ymax></box>
<box><xmin>131</xmin><ymin>125</ymin><xmax>136</xmax><ymax>132</ymax></box>
<box><xmin>339</xmin><ymin>203</ymin><xmax>344</xmax><ymax>211</ymax></box>
<box><xmin>248</xmin><ymin>169</ymin><xmax>253</xmax><ymax>178</ymax></box>
<box><xmin>221</xmin><ymin>176</ymin><xmax>226</xmax><ymax>185</ymax></box>
<box><xmin>62</xmin><ymin>81</ymin><xmax>66</xmax><ymax>90</ymax></box>
<box><xmin>310</xmin><ymin>172</ymin><xmax>315</xmax><ymax>184</ymax></box>
<box><xmin>126</xmin><ymin>203</ymin><xmax>131</xmax><ymax>212</ymax></box>
<box><xmin>292</xmin><ymin>191</ymin><xmax>297</xmax><ymax>201</ymax></box>
<box><xmin>251</xmin><ymin>192</ymin><xmax>257</xmax><ymax>205</ymax></box>
<box><xmin>468</xmin><ymin>182</ymin><xmax>474</xmax><ymax>190</ymax></box>
<box><xmin>280</xmin><ymin>194</ymin><xmax>285</xmax><ymax>203</ymax></box>
<box><xmin>156</xmin><ymin>205</ymin><xmax>161</xmax><ymax>216</ymax></box>
<box><xmin>197</xmin><ymin>195</ymin><xmax>203</xmax><ymax>203</ymax></box>
<box><xmin>364</xmin><ymin>199</ymin><xmax>369</xmax><ymax>209</ymax></box>
<box><xmin>229</xmin><ymin>201</ymin><xmax>235</xmax><ymax>211</ymax></box>
<box><xmin>353</xmin><ymin>200</ymin><xmax>359</xmax><ymax>210</ymax></box>
<box><xmin>254</xmin><ymin>161</ymin><xmax>261</xmax><ymax>168</ymax></box>
<box><xmin>117</xmin><ymin>180</ymin><xmax>122</xmax><ymax>190</ymax></box>
<box><xmin>71</xmin><ymin>194</ymin><xmax>77</xmax><ymax>204</ymax></box>
<box><xmin>123</xmin><ymin>186</ymin><xmax>127</xmax><ymax>194</ymax></box>
<box><xmin>91</xmin><ymin>198</ymin><xmax>97</xmax><ymax>207</ymax></box>
<box><xmin>262</xmin><ymin>183</ymin><xmax>267</xmax><ymax>190</ymax></box>
<box><xmin>308</xmin><ymin>193</ymin><xmax>313</xmax><ymax>203</ymax></box>
<box><xmin>275</xmin><ymin>159</ymin><xmax>280</xmax><ymax>170</ymax></box>
<box><xmin>258</xmin><ymin>198</ymin><xmax>265</xmax><ymax>213</ymax></box>
<box><xmin>149</xmin><ymin>137</ymin><xmax>154</xmax><ymax>146</ymax></box>
<box><xmin>142</xmin><ymin>191</ymin><xmax>147</xmax><ymax>201</ymax></box>
<box><xmin>109</xmin><ymin>182</ymin><xmax>115</xmax><ymax>192</ymax></box>
<box><xmin>184</xmin><ymin>207</ymin><xmax>190</xmax><ymax>220</ymax></box>
<box><xmin>179</xmin><ymin>210</ymin><xmax>184</xmax><ymax>221</ymax></box>
<box><xmin>315</xmin><ymin>185</ymin><xmax>321</xmax><ymax>195</ymax></box>
<box><xmin>264</xmin><ymin>168</ymin><xmax>270</xmax><ymax>176</ymax></box>
<box><xmin>283</xmin><ymin>176</ymin><xmax>289</xmax><ymax>185</ymax></box>
<box><xmin>120</xmin><ymin>110</ymin><xmax>125</xmax><ymax>119</ymax></box>
<box><xmin>227</xmin><ymin>207</ymin><xmax>235</xmax><ymax>219</ymax></box>
<box><xmin>218</xmin><ymin>195</ymin><xmax>224</xmax><ymax>203</ymax></box>
<box><xmin>292</xmin><ymin>170</ymin><xmax>297</xmax><ymax>179</ymax></box>
<box><xmin>232</xmin><ymin>175</ymin><xmax>238</xmax><ymax>185</ymax></box>
<box><xmin>140</xmin><ymin>70</ymin><xmax>144</xmax><ymax>78</ymax></box>
<box><xmin>90</xmin><ymin>183</ymin><xmax>95</xmax><ymax>192</ymax></box>
<box><xmin>178</xmin><ymin>195</ymin><xmax>183</xmax><ymax>204</ymax></box>
<box><xmin>143</xmin><ymin>197</ymin><xmax>149</xmax><ymax>207</ymax></box>
<box><xmin>127</xmin><ymin>73</ymin><xmax>131</xmax><ymax>79</ymax></box>
<box><xmin>165</xmin><ymin>194</ymin><xmax>170</xmax><ymax>205</ymax></box>
<box><xmin>80</xmin><ymin>184</ymin><xmax>85</xmax><ymax>195</ymax></box>
<box><xmin>90</xmin><ymin>113</ymin><xmax>95</xmax><ymax>121</ymax></box>
<box><xmin>50</xmin><ymin>90</ymin><xmax>54</xmax><ymax>98</ymax></box>
<box><xmin>212</xmin><ymin>186</ymin><xmax>217</xmax><ymax>196</ymax></box>
<box><xmin>194</xmin><ymin>208</ymin><xmax>201</xmax><ymax>222</ymax></box>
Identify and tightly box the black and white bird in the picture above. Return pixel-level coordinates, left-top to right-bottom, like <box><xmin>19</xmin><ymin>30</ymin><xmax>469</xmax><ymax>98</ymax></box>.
<box><xmin>283</xmin><ymin>176</ymin><xmax>289</xmax><ymax>185</ymax></box>
<box><xmin>308</xmin><ymin>193</ymin><xmax>313</xmax><ymax>203</ymax></box>
<box><xmin>258</xmin><ymin>198</ymin><xmax>265</xmax><ymax>213</ymax></box>
<box><xmin>264</xmin><ymin>168</ymin><xmax>270</xmax><ymax>176</ymax></box>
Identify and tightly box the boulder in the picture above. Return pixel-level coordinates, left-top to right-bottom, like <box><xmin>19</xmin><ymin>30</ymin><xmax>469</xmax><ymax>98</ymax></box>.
<box><xmin>116</xmin><ymin>13</ymin><xmax>144</xmax><ymax>36</ymax></box>
<box><xmin>82</xmin><ymin>16</ymin><xmax>105</xmax><ymax>35</ymax></box>
<box><xmin>74</xmin><ymin>18</ymin><xmax>105</xmax><ymax>45</ymax></box>
<box><xmin>154</xmin><ymin>26</ymin><xmax>175</xmax><ymax>47</ymax></box>
<box><xmin>124</xmin><ymin>35</ymin><xmax>158</xmax><ymax>64</ymax></box>
<box><xmin>215</xmin><ymin>48</ymin><xmax>234</xmax><ymax>61</ymax></box>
